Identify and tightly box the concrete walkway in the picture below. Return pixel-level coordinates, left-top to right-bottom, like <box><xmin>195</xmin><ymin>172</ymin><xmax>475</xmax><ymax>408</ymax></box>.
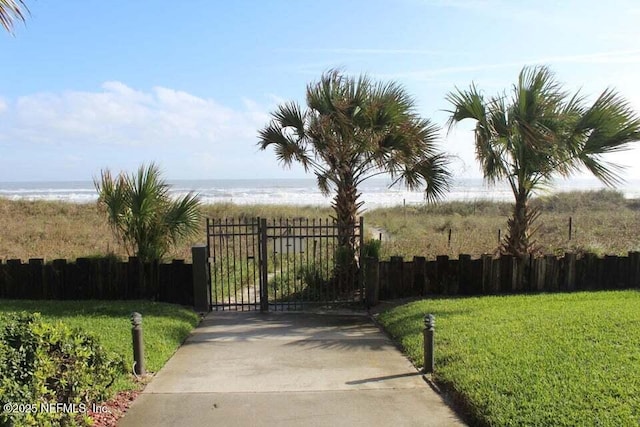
<box><xmin>119</xmin><ymin>311</ymin><xmax>465</xmax><ymax>427</ymax></box>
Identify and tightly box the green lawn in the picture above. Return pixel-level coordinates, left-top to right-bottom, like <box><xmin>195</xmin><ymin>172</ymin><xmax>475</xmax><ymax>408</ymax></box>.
<box><xmin>377</xmin><ymin>291</ymin><xmax>640</xmax><ymax>426</ymax></box>
<box><xmin>0</xmin><ymin>300</ymin><xmax>200</xmax><ymax>393</ymax></box>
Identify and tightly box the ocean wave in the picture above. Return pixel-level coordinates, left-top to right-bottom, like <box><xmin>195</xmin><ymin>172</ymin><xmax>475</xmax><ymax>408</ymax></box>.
<box><xmin>0</xmin><ymin>178</ymin><xmax>635</xmax><ymax>208</ymax></box>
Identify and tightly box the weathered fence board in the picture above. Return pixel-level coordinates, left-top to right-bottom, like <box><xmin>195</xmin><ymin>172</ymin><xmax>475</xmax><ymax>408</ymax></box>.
<box><xmin>372</xmin><ymin>252</ymin><xmax>640</xmax><ymax>300</ymax></box>
<box><xmin>0</xmin><ymin>257</ymin><xmax>193</xmax><ymax>305</ymax></box>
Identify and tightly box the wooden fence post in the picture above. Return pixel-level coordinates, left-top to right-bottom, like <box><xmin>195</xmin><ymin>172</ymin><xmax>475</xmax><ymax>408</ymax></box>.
<box><xmin>629</xmin><ymin>251</ymin><xmax>640</xmax><ymax>287</ymax></box>
<box><xmin>402</xmin><ymin>260</ymin><xmax>414</xmax><ymax>297</ymax></box>
<box><xmin>127</xmin><ymin>257</ymin><xmax>140</xmax><ymax>299</ymax></box>
<box><xmin>192</xmin><ymin>245</ymin><xmax>210</xmax><ymax>312</ymax></box>
<box><xmin>7</xmin><ymin>259</ymin><xmax>22</xmax><ymax>299</ymax></box>
<box><xmin>76</xmin><ymin>258</ymin><xmax>91</xmax><ymax>299</ymax></box>
<box><xmin>500</xmin><ymin>255</ymin><xmax>514</xmax><ymax>293</ymax></box>
<box><xmin>365</xmin><ymin>257</ymin><xmax>380</xmax><ymax>308</ymax></box>
<box><xmin>583</xmin><ymin>253</ymin><xmax>596</xmax><ymax>290</ymax></box>
<box><xmin>490</xmin><ymin>258</ymin><xmax>500</xmax><ymax>294</ymax></box>
<box><xmin>171</xmin><ymin>260</ymin><xmax>188</xmax><ymax>304</ymax></box>
<box><xmin>470</xmin><ymin>258</ymin><xmax>483</xmax><ymax>294</ymax></box>
<box><xmin>389</xmin><ymin>256</ymin><xmax>404</xmax><ymax>299</ymax></box>
<box><xmin>0</xmin><ymin>260</ymin><xmax>5</xmax><ymax>298</ymax></box>
<box><xmin>436</xmin><ymin>255</ymin><xmax>449</xmax><ymax>294</ymax></box>
<box><xmin>481</xmin><ymin>254</ymin><xmax>492</xmax><ymax>294</ymax></box>
<box><xmin>413</xmin><ymin>256</ymin><xmax>426</xmax><ymax>295</ymax></box>
<box><xmin>458</xmin><ymin>254</ymin><xmax>472</xmax><ymax>295</ymax></box>
<box><xmin>379</xmin><ymin>260</ymin><xmax>389</xmax><ymax>299</ymax></box>
<box><xmin>545</xmin><ymin>255</ymin><xmax>559</xmax><ymax>292</ymax></box>
<box><xmin>50</xmin><ymin>259</ymin><xmax>66</xmax><ymax>299</ymax></box>
<box><xmin>28</xmin><ymin>258</ymin><xmax>44</xmax><ymax>299</ymax></box>
<box><xmin>512</xmin><ymin>256</ymin><xmax>524</xmax><ymax>292</ymax></box>
<box><xmin>564</xmin><ymin>253</ymin><xmax>576</xmax><ymax>291</ymax></box>
<box><xmin>604</xmin><ymin>255</ymin><xmax>618</xmax><ymax>289</ymax></box>
<box><xmin>535</xmin><ymin>257</ymin><xmax>546</xmax><ymax>291</ymax></box>
<box><xmin>425</xmin><ymin>260</ymin><xmax>436</xmax><ymax>294</ymax></box>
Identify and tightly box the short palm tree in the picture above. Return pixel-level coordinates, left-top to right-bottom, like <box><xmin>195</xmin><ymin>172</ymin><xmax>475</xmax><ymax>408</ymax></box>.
<box><xmin>259</xmin><ymin>70</ymin><xmax>450</xmax><ymax>282</ymax></box>
<box><xmin>95</xmin><ymin>163</ymin><xmax>202</xmax><ymax>262</ymax></box>
<box><xmin>447</xmin><ymin>65</ymin><xmax>640</xmax><ymax>257</ymax></box>
<box><xmin>0</xmin><ymin>0</ymin><xmax>28</xmax><ymax>34</ymax></box>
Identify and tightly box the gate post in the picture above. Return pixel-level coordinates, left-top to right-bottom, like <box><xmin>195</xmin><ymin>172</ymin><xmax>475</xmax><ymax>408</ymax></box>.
<box><xmin>259</xmin><ymin>218</ymin><xmax>269</xmax><ymax>312</ymax></box>
<box><xmin>192</xmin><ymin>245</ymin><xmax>211</xmax><ymax>312</ymax></box>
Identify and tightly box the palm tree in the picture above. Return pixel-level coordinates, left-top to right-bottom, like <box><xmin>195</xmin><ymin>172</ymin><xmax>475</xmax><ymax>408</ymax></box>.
<box><xmin>446</xmin><ymin>65</ymin><xmax>640</xmax><ymax>258</ymax></box>
<box><xmin>95</xmin><ymin>163</ymin><xmax>202</xmax><ymax>262</ymax></box>
<box><xmin>1</xmin><ymin>0</ymin><xmax>28</xmax><ymax>34</ymax></box>
<box><xmin>259</xmin><ymin>70</ymin><xmax>450</xmax><ymax>283</ymax></box>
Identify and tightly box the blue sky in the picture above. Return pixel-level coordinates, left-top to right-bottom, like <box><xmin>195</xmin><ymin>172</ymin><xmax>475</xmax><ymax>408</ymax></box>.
<box><xmin>2</xmin><ymin>0</ymin><xmax>640</xmax><ymax>182</ymax></box>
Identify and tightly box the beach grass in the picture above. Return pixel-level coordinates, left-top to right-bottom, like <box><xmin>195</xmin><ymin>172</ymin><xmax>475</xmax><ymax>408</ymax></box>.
<box><xmin>0</xmin><ymin>189</ymin><xmax>638</xmax><ymax>261</ymax></box>
<box><xmin>367</xmin><ymin>189</ymin><xmax>640</xmax><ymax>259</ymax></box>
<box><xmin>376</xmin><ymin>291</ymin><xmax>640</xmax><ymax>426</ymax></box>
<box><xmin>0</xmin><ymin>198</ymin><xmax>333</xmax><ymax>261</ymax></box>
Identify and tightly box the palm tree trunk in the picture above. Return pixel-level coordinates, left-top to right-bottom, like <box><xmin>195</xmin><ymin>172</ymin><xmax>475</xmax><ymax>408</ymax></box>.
<box><xmin>332</xmin><ymin>176</ymin><xmax>360</xmax><ymax>292</ymax></box>
<box><xmin>502</xmin><ymin>191</ymin><xmax>540</xmax><ymax>258</ymax></box>
<box><xmin>334</xmin><ymin>186</ymin><xmax>357</xmax><ymax>248</ymax></box>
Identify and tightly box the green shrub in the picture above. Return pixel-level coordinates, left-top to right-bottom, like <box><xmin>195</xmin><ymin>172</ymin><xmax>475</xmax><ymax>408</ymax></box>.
<box><xmin>267</xmin><ymin>263</ymin><xmax>331</xmax><ymax>301</ymax></box>
<box><xmin>361</xmin><ymin>238</ymin><xmax>382</xmax><ymax>259</ymax></box>
<box><xmin>0</xmin><ymin>312</ymin><xmax>125</xmax><ymax>427</ymax></box>
<box><xmin>298</xmin><ymin>264</ymin><xmax>328</xmax><ymax>287</ymax></box>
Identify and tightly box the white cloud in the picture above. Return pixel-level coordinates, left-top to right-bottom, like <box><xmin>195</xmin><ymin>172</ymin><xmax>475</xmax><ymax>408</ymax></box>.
<box><xmin>0</xmin><ymin>82</ymin><xmax>281</xmax><ymax>180</ymax></box>
<box><xmin>0</xmin><ymin>82</ymin><xmax>266</xmax><ymax>148</ymax></box>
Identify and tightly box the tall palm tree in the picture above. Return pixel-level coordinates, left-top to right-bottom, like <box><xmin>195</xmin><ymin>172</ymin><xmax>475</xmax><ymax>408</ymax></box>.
<box><xmin>447</xmin><ymin>65</ymin><xmax>640</xmax><ymax>257</ymax></box>
<box><xmin>0</xmin><ymin>0</ymin><xmax>28</xmax><ymax>34</ymax></box>
<box><xmin>259</xmin><ymin>70</ymin><xmax>450</xmax><ymax>280</ymax></box>
<box><xmin>95</xmin><ymin>163</ymin><xmax>202</xmax><ymax>262</ymax></box>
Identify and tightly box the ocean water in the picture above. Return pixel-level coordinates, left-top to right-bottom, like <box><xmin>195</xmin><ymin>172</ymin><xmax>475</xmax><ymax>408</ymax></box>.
<box><xmin>0</xmin><ymin>178</ymin><xmax>638</xmax><ymax>209</ymax></box>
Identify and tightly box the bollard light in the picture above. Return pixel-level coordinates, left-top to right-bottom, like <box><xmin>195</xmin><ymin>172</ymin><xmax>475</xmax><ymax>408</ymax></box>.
<box><xmin>131</xmin><ymin>312</ymin><xmax>146</xmax><ymax>376</ymax></box>
<box><xmin>423</xmin><ymin>314</ymin><xmax>435</xmax><ymax>374</ymax></box>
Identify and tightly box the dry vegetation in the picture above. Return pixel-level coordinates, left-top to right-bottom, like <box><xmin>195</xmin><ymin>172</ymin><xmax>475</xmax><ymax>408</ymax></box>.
<box><xmin>0</xmin><ymin>199</ymin><xmax>113</xmax><ymax>261</ymax></box>
<box><xmin>368</xmin><ymin>189</ymin><xmax>640</xmax><ymax>259</ymax></box>
<box><xmin>0</xmin><ymin>190</ymin><xmax>638</xmax><ymax>262</ymax></box>
<box><xmin>0</xmin><ymin>199</ymin><xmax>333</xmax><ymax>261</ymax></box>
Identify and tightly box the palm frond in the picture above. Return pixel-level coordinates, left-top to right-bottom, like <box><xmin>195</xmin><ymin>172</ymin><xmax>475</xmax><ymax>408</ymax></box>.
<box><xmin>95</xmin><ymin>164</ymin><xmax>201</xmax><ymax>261</ymax></box>
<box><xmin>580</xmin><ymin>155</ymin><xmax>625</xmax><ymax>187</ymax></box>
<box><xmin>261</xmin><ymin>69</ymin><xmax>452</xmax><ymax>219</ymax></box>
<box><xmin>94</xmin><ymin>169</ymin><xmax>131</xmax><ymax>251</ymax></box>
<box><xmin>315</xmin><ymin>171</ymin><xmax>334</xmax><ymax>196</ymax></box>
<box><xmin>580</xmin><ymin>88</ymin><xmax>640</xmax><ymax>154</ymax></box>
<box><xmin>0</xmin><ymin>0</ymin><xmax>27</xmax><ymax>34</ymax></box>
<box><xmin>447</xmin><ymin>64</ymin><xmax>640</xmax><ymax>257</ymax></box>
<box><xmin>389</xmin><ymin>153</ymin><xmax>451</xmax><ymax>202</ymax></box>
<box><xmin>258</xmin><ymin>120</ymin><xmax>312</xmax><ymax>170</ymax></box>
<box><xmin>445</xmin><ymin>84</ymin><xmax>487</xmax><ymax>133</ymax></box>
<box><xmin>164</xmin><ymin>192</ymin><xmax>202</xmax><ymax>244</ymax></box>
<box><xmin>272</xmin><ymin>101</ymin><xmax>306</xmax><ymax>137</ymax></box>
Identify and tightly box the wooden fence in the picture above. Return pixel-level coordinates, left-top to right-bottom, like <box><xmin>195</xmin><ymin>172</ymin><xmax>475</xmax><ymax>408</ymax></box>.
<box><xmin>0</xmin><ymin>257</ymin><xmax>193</xmax><ymax>305</ymax></box>
<box><xmin>365</xmin><ymin>252</ymin><xmax>640</xmax><ymax>302</ymax></box>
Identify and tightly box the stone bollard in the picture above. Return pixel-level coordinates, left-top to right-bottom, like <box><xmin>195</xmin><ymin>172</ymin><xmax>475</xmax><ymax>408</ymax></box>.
<box><xmin>423</xmin><ymin>314</ymin><xmax>435</xmax><ymax>374</ymax></box>
<box><xmin>131</xmin><ymin>312</ymin><xmax>146</xmax><ymax>376</ymax></box>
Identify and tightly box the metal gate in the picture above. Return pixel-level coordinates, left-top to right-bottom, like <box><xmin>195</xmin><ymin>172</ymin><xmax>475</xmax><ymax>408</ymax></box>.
<box><xmin>206</xmin><ymin>217</ymin><xmax>364</xmax><ymax>311</ymax></box>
